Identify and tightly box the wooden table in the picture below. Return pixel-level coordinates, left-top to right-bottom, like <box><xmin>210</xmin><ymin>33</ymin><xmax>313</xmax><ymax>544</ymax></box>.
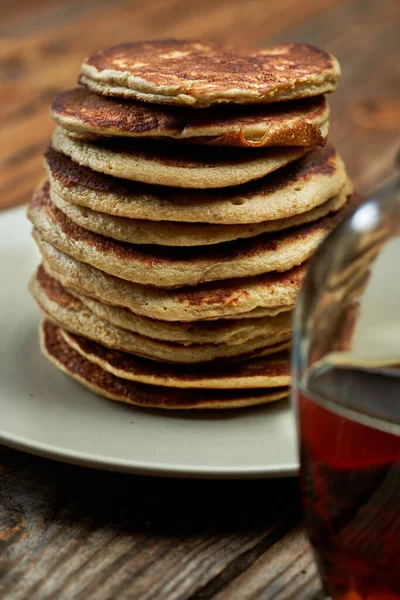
<box><xmin>1</xmin><ymin>1</ymin><xmax>399</xmax><ymax>598</ymax></box>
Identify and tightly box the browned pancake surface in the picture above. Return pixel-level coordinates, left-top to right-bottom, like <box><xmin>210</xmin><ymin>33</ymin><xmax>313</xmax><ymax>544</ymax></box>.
<box><xmin>80</xmin><ymin>40</ymin><xmax>339</xmax><ymax>107</ymax></box>
<box><xmin>31</xmin><ymin>180</ymin><xmax>359</xmax><ymax>271</ymax></box>
<box><xmin>45</xmin><ymin>144</ymin><xmax>338</xmax><ymax>207</ymax></box>
<box><xmin>52</xmin><ymin>87</ymin><xmax>189</xmax><ymax>134</ymax></box>
<box><xmin>38</xmin><ymin>238</ymin><xmax>307</xmax><ymax>315</ymax></box>
<box><xmin>62</xmin><ymin>328</ymin><xmax>290</xmax><ymax>387</ymax></box>
<box><xmin>57</xmin><ymin>133</ymin><xmax>307</xmax><ymax>169</ymax></box>
<box><xmin>36</xmin><ymin>263</ymin><xmax>77</xmax><ymax>309</ymax></box>
<box><xmin>33</xmin><ymin>266</ymin><xmax>291</xmax><ymax>362</ymax></box>
<box><xmin>51</xmin><ymin>87</ymin><xmax>328</xmax><ymax>147</ymax></box>
<box><xmin>42</xmin><ymin>321</ymin><xmax>288</xmax><ymax>408</ymax></box>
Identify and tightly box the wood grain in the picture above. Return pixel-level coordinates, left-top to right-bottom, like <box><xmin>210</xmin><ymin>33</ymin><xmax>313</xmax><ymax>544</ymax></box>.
<box><xmin>1</xmin><ymin>0</ymin><xmax>399</xmax><ymax>210</ymax></box>
<box><xmin>0</xmin><ymin>446</ymin><xmax>305</xmax><ymax>600</ymax></box>
<box><xmin>1</xmin><ymin>0</ymin><xmax>399</xmax><ymax>598</ymax></box>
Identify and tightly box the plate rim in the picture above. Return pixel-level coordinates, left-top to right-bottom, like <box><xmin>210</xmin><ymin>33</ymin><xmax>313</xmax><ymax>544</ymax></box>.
<box><xmin>0</xmin><ymin>429</ymin><xmax>299</xmax><ymax>479</ymax></box>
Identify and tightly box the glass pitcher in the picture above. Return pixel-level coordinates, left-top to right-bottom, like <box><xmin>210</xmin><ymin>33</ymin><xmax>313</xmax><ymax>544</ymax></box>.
<box><xmin>292</xmin><ymin>178</ymin><xmax>400</xmax><ymax>600</ymax></box>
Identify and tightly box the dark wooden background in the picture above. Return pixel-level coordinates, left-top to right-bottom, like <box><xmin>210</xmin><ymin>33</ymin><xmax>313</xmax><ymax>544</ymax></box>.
<box><xmin>1</xmin><ymin>0</ymin><xmax>399</xmax><ymax>598</ymax></box>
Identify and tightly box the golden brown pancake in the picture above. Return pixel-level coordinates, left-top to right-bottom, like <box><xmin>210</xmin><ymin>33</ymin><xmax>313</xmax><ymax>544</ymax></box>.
<box><xmin>30</xmin><ymin>267</ymin><xmax>291</xmax><ymax>363</ymax></box>
<box><xmin>38</xmin><ymin>240</ymin><xmax>303</xmax><ymax>321</ymax></box>
<box><xmin>51</xmin><ymin>87</ymin><xmax>329</xmax><ymax>147</ymax></box>
<box><xmin>62</xmin><ymin>329</ymin><xmax>290</xmax><ymax>389</ymax></box>
<box><xmin>217</xmin><ymin>306</ymin><xmax>293</xmax><ymax>320</ymax></box>
<box><xmin>52</xmin><ymin>127</ymin><xmax>310</xmax><ymax>188</ymax></box>
<box><xmin>29</xmin><ymin>182</ymin><xmax>357</xmax><ymax>288</ymax></box>
<box><xmin>51</xmin><ymin>183</ymin><xmax>350</xmax><ymax>247</ymax></box>
<box><xmin>41</xmin><ymin>321</ymin><xmax>289</xmax><ymax>409</ymax></box>
<box><xmin>45</xmin><ymin>146</ymin><xmax>349</xmax><ymax>224</ymax></box>
<box><xmin>70</xmin><ymin>288</ymin><xmax>292</xmax><ymax>346</ymax></box>
<box><xmin>79</xmin><ymin>40</ymin><xmax>340</xmax><ymax>107</ymax></box>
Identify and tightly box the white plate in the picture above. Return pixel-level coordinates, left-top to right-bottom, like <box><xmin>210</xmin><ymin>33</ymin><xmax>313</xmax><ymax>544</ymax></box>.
<box><xmin>0</xmin><ymin>207</ymin><xmax>298</xmax><ymax>478</ymax></box>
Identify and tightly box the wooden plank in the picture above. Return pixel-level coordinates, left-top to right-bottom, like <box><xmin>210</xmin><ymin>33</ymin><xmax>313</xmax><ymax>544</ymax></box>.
<box><xmin>0</xmin><ymin>0</ymin><xmax>110</xmax><ymax>36</ymax></box>
<box><xmin>212</xmin><ymin>528</ymin><xmax>320</xmax><ymax>600</ymax></box>
<box><xmin>0</xmin><ymin>447</ymin><xmax>301</xmax><ymax>600</ymax></box>
<box><xmin>3</xmin><ymin>0</ymin><xmax>399</xmax><ymax>210</ymax></box>
<box><xmin>263</xmin><ymin>0</ymin><xmax>400</xmax><ymax>191</ymax></box>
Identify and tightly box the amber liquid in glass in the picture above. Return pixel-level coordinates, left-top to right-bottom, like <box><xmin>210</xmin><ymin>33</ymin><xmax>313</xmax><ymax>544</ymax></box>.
<box><xmin>297</xmin><ymin>369</ymin><xmax>400</xmax><ymax>600</ymax></box>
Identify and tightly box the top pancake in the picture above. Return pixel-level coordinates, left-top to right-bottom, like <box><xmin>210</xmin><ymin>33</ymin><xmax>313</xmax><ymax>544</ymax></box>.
<box><xmin>51</xmin><ymin>87</ymin><xmax>329</xmax><ymax>147</ymax></box>
<box><xmin>79</xmin><ymin>40</ymin><xmax>340</xmax><ymax>108</ymax></box>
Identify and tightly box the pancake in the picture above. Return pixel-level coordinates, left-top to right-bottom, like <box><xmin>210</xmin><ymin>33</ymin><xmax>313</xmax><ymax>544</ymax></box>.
<box><xmin>29</xmin><ymin>183</ymin><xmax>357</xmax><ymax>287</ymax></box>
<box><xmin>51</xmin><ymin>87</ymin><xmax>329</xmax><ymax>147</ymax></box>
<box><xmin>37</xmin><ymin>241</ymin><xmax>303</xmax><ymax>321</ymax></box>
<box><xmin>75</xmin><ymin>287</ymin><xmax>294</xmax><ymax>322</ymax></box>
<box><xmin>41</xmin><ymin>321</ymin><xmax>289</xmax><ymax>409</ymax></box>
<box><xmin>62</xmin><ymin>329</ymin><xmax>290</xmax><ymax>389</ymax></box>
<box><xmin>30</xmin><ymin>268</ymin><xmax>291</xmax><ymax>363</ymax></box>
<box><xmin>45</xmin><ymin>146</ymin><xmax>349</xmax><ymax>224</ymax></box>
<box><xmin>52</xmin><ymin>127</ymin><xmax>310</xmax><ymax>189</ymax></box>
<box><xmin>218</xmin><ymin>305</ymin><xmax>293</xmax><ymax>320</ymax></box>
<box><xmin>71</xmin><ymin>288</ymin><xmax>292</xmax><ymax>345</ymax></box>
<box><xmin>51</xmin><ymin>184</ymin><xmax>350</xmax><ymax>247</ymax></box>
<box><xmin>79</xmin><ymin>40</ymin><xmax>340</xmax><ymax>107</ymax></box>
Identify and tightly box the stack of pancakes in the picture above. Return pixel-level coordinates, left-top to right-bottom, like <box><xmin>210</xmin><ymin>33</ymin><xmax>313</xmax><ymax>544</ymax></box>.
<box><xmin>28</xmin><ymin>40</ymin><xmax>354</xmax><ymax>410</ymax></box>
